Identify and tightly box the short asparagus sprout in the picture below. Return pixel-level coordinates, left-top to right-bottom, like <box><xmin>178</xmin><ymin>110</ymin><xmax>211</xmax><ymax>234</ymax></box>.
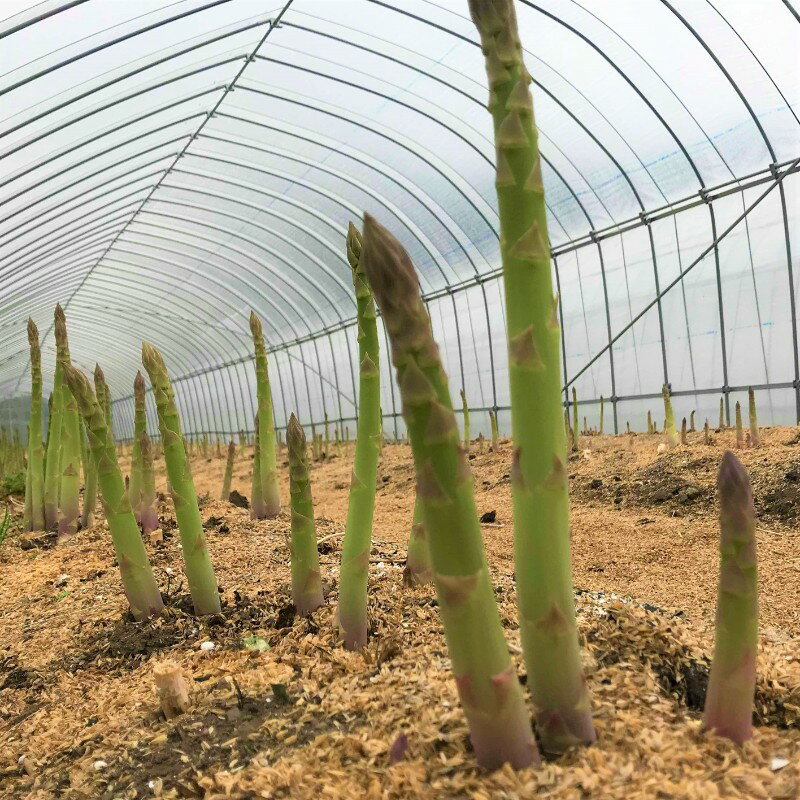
<box><xmin>324</xmin><ymin>412</ymin><xmax>330</xmax><ymax>457</ymax></box>
<box><xmin>25</xmin><ymin>319</ymin><xmax>45</xmax><ymax>531</ymax></box>
<box><xmin>719</xmin><ymin>397</ymin><xmax>725</xmax><ymax>430</ymax></box>
<box><xmin>249</xmin><ymin>311</ymin><xmax>280</xmax><ymax>518</ymax></box>
<box><xmin>130</xmin><ymin>371</ymin><xmax>158</xmax><ymax>534</ymax></box>
<box><xmin>362</xmin><ymin>212</ymin><xmax>537</xmax><ymax>769</ymax></box>
<box><xmin>286</xmin><ymin>414</ymin><xmax>324</xmax><ymax>615</ymax></box>
<box><xmin>251</xmin><ymin>416</ymin><xmax>264</xmax><ymax>519</ymax></box>
<box><xmin>460</xmin><ymin>388</ymin><xmax>470</xmax><ymax>451</ymax></box>
<box><xmin>221</xmin><ymin>441</ymin><xmax>235</xmax><ymax>501</ymax></box>
<box><xmin>647</xmin><ymin>410</ymin><xmax>653</xmax><ymax>435</ymax></box>
<box><xmin>469</xmin><ymin>0</ymin><xmax>594</xmax><ymax>753</ymax></box>
<box><xmin>662</xmin><ymin>384</ymin><xmax>678</xmax><ymax>448</ymax></box>
<box><xmin>735</xmin><ymin>402</ymin><xmax>743</xmax><ymax>449</ymax></box>
<box><xmin>705</xmin><ymin>419</ymin><xmax>711</xmax><ymax>445</ymax></box>
<box><xmin>748</xmin><ymin>387</ymin><xmax>760</xmax><ymax>447</ymax></box>
<box><xmin>599</xmin><ymin>394</ymin><xmax>604</xmax><ymax>435</ymax></box>
<box><xmin>142</xmin><ymin>343</ymin><xmax>220</xmax><ymax>616</ymax></box>
<box><xmin>404</xmin><ymin>495</ymin><xmax>432</xmax><ymax>587</ymax></box>
<box><xmin>703</xmin><ymin>451</ymin><xmax>758</xmax><ymax>745</ymax></box>
<box><xmin>61</xmin><ymin>364</ymin><xmax>163</xmax><ymax>620</ymax></box>
<box><xmin>338</xmin><ymin>221</ymin><xmax>382</xmax><ymax>651</ymax></box>
<box><xmin>690</xmin><ymin>410</ymin><xmax>696</xmax><ymax>432</ymax></box>
<box><xmin>681</xmin><ymin>417</ymin><xmax>688</xmax><ymax>446</ymax></box>
<box><xmin>489</xmin><ymin>409</ymin><xmax>499</xmax><ymax>451</ymax></box>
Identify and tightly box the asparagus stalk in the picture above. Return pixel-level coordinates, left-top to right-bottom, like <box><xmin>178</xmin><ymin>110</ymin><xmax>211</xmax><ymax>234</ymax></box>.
<box><xmin>362</xmin><ymin>212</ymin><xmax>537</xmax><ymax>769</ymax></box>
<box><xmin>469</xmin><ymin>0</ymin><xmax>594</xmax><ymax>752</ymax></box>
<box><xmin>735</xmin><ymin>401</ymin><xmax>743</xmax><ymax>448</ymax></box>
<box><xmin>703</xmin><ymin>451</ymin><xmax>758</xmax><ymax>744</ymax></box>
<box><xmin>489</xmin><ymin>409</ymin><xmax>499</xmax><ymax>451</ymax></box>
<box><xmin>662</xmin><ymin>384</ymin><xmax>678</xmax><ymax>448</ymax></box>
<box><xmin>286</xmin><ymin>414</ymin><xmax>324</xmax><ymax>615</ymax></box>
<box><xmin>747</xmin><ymin>387</ymin><xmax>760</xmax><ymax>447</ymax></box>
<box><xmin>62</xmin><ymin>364</ymin><xmax>163</xmax><ymax>620</ymax></box>
<box><xmin>130</xmin><ymin>371</ymin><xmax>158</xmax><ymax>533</ymax></box>
<box><xmin>251</xmin><ymin>416</ymin><xmax>264</xmax><ymax>519</ymax></box>
<box><xmin>54</xmin><ymin>305</ymin><xmax>81</xmax><ymax>538</ymax></box>
<box><xmin>647</xmin><ymin>410</ymin><xmax>652</xmax><ymax>435</ymax></box>
<box><xmin>221</xmin><ymin>440</ymin><xmax>235</xmax><ymax>501</ymax></box>
<box><xmin>599</xmin><ymin>395</ymin><xmax>604</xmax><ymax>435</ymax></box>
<box><xmin>690</xmin><ymin>410</ymin><xmax>696</xmax><ymax>432</ymax></box>
<box><xmin>249</xmin><ymin>312</ymin><xmax>280</xmax><ymax>517</ymax></box>
<box><xmin>338</xmin><ymin>222</ymin><xmax>382</xmax><ymax>650</ymax></box>
<box><xmin>43</xmin><ymin>355</ymin><xmax>64</xmax><ymax>531</ymax></box>
<box><xmin>80</xmin><ymin>422</ymin><xmax>96</xmax><ymax>528</ymax></box>
<box><xmin>403</xmin><ymin>495</ymin><xmax>432</xmax><ymax>587</ymax></box>
<box><xmin>719</xmin><ymin>397</ymin><xmax>725</xmax><ymax>430</ymax></box>
<box><xmin>571</xmin><ymin>387</ymin><xmax>579</xmax><ymax>451</ymax></box>
<box><xmin>681</xmin><ymin>417</ymin><xmax>688</xmax><ymax>446</ymax></box>
<box><xmin>26</xmin><ymin>319</ymin><xmax>45</xmax><ymax>531</ymax></box>
<box><xmin>460</xmin><ymin>388</ymin><xmax>470</xmax><ymax>451</ymax></box>
<box><xmin>705</xmin><ymin>419</ymin><xmax>711</xmax><ymax>445</ymax></box>
<box><xmin>142</xmin><ymin>343</ymin><xmax>220</xmax><ymax>615</ymax></box>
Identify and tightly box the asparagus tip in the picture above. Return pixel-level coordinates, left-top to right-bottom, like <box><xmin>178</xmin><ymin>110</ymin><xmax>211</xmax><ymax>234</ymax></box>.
<box><xmin>286</xmin><ymin>413</ymin><xmax>305</xmax><ymax>450</ymax></box>
<box><xmin>27</xmin><ymin>317</ymin><xmax>38</xmax><ymax>344</ymax></box>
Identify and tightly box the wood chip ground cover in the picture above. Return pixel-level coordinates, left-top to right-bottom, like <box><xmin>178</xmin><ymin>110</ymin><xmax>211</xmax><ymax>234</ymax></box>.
<box><xmin>1</xmin><ymin>428</ymin><xmax>798</xmax><ymax>798</ymax></box>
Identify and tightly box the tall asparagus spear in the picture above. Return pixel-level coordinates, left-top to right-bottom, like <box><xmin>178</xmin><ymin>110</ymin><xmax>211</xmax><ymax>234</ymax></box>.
<box><xmin>403</xmin><ymin>495</ymin><xmax>432</xmax><ymax>587</ymax></box>
<box><xmin>43</xmin><ymin>346</ymin><xmax>65</xmax><ymax>531</ymax></box>
<box><xmin>489</xmin><ymin>409</ymin><xmax>499</xmax><ymax>451</ymax></box>
<box><xmin>338</xmin><ymin>222</ymin><xmax>382</xmax><ymax>650</ymax></box>
<box><xmin>747</xmin><ymin>387</ymin><xmax>760</xmax><ymax>447</ymax></box>
<box><xmin>251</xmin><ymin>416</ymin><xmax>264</xmax><ymax>519</ymax></box>
<box><xmin>221</xmin><ymin>440</ymin><xmax>235</xmax><ymax>501</ymax></box>
<box><xmin>361</xmin><ymin>213</ymin><xmax>537</xmax><ymax>769</ymax></box>
<box><xmin>719</xmin><ymin>397</ymin><xmax>725</xmax><ymax>430</ymax></box>
<box><xmin>662</xmin><ymin>384</ymin><xmax>678</xmax><ymax>448</ymax></box>
<box><xmin>80</xmin><ymin>423</ymin><xmax>96</xmax><ymax>528</ymax></box>
<box><xmin>735</xmin><ymin>401</ymin><xmax>743</xmax><ymax>448</ymax></box>
<box><xmin>286</xmin><ymin>414</ymin><xmax>324</xmax><ymax>615</ymax></box>
<box><xmin>25</xmin><ymin>319</ymin><xmax>45</xmax><ymax>531</ymax></box>
<box><xmin>142</xmin><ymin>343</ymin><xmax>220</xmax><ymax>615</ymax></box>
<box><xmin>62</xmin><ymin>364</ymin><xmax>163</xmax><ymax>620</ymax></box>
<box><xmin>54</xmin><ymin>305</ymin><xmax>81</xmax><ymax>538</ymax></box>
<box><xmin>468</xmin><ymin>0</ymin><xmax>594</xmax><ymax>753</ymax></box>
<box><xmin>249</xmin><ymin>312</ymin><xmax>280</xmax><ymax>518</ymax></box>
<box><xmin>130</xmin><ymin>371</ymin><xmax>158</xmax><ymax>533</ymax></box>
<box><xmin>703</xmin><ymin>451</ymin><xmax>758</xmax><ymax>744</ymax></box>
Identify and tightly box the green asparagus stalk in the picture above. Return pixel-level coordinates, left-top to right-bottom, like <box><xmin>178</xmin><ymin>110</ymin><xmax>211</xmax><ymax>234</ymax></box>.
<box><xmin>681</xmin><ymin>417</ymin><xmax>688</xmax><ymax>446</ymax></box>
<box><xmin>239</xmin><ymin>429</ymin><xmax>246</xmax><ymax>448</ymax></box>
<box><xmin>80</xmin><ymin>422</ymin><xmax>96</xmax><ymax>528</ymax></box>
<box><xmin>324</xmin><ymin>412</ymin><xmax>330</xmax><ymax>457</ymax></box>
<box><xmin>221</xmin><ymin>440</ymin><xmax>235</xmax><ymax>501</ymax></box>
<box><xmin>142</xmin><ymin>343</ymin><xmax>220</xmax><ymax>615</ymax></box>
<box><xmin>703</xmin><ymin>450</ymin><xmax>758</xmax><ymax>745</ymax></box>
<box><xmin>662</xmin><ymin>384</ymin><xmax>678</xmax><ymax>448</ymax></box>
<box><xmin>249</xmin><ymin>312</ymin><xmax>280</xmax><ymax>517</ymax></box>
<box><xmin>62</xmin><ymin>364</ymin><xmax>163</xmax><ymax>620</ymax></box>
<box><xmin>735</xmin><ymin>401</ymin><xmax>743</xmax><ymax>448</ymax></box>
<box><xmin>690</xmin><ymin>410</ymin><xmax>696</xmax><ymax>432</ymax></box>
<box><xmin>469</xmin><ymin>0</ymin><xmax>594</xmax><ymax>752</ymax></box>
<box><xmin>26</xmin><ymin>319</ymin><xmax>45</xmax><ymax>531</ymax></box>
<box><xmin>571</xmin><ymin>387</ymin><xmax>579</xmax><ymax>451</ymax></box>
<box><xmin>362</xmin><ymin>212</ymin><xmax>537</xmax><ymax>769</ymax></box>
<box><xmin>130</xmin><ymin>371</ymin><xmax>159</xmax><ymax>533</ymax></box>
<box><xmin>251</xmin><ymin>415</ymin><xmax>264</xmax><ymax>518</ymax></box>
<box><xmin>489</xmin><ymin>409</ymin><xmax>499</xmax><ymax>451</ymax></box>
<box><xmin>338</xmin><ymin>221</ymin><xmax>382</xmax><ymax>651</ymax></box>
<box><xmin>461</xmin><ymin>388</ymin><xmax>470</xmax><ymax>451</ymax></box>
<box><xmin>286</xmin><ymin>414</ymin><xmax>324</xmax><ymax>615</ymax></box>
<box><xmin>54</xmin><ymin>305</ymin><xmax>80</xmax><ymax>538</ymax></box>
<box><xmin>719</xmin><ymin>397</ymin><xmax>725</xmax><ymax>430</ymax></box>
<box><xmin>43</xmin><ymin>358</ymin><xmax>64</xmax><ymax>531</ymax></box>
<box><xmin>599</xmin><ymin>395</ymin><xmax>604</xmax><ymax>435</ymax></box>
<box><xmin>747</xmin><ymin>387</ymin><xmax>760</xmax><ymax>447</ymax></box>
<box><xmin>23</xmin><ymin>423</ymin><xmax>32</xmax><ymax>531</ymax></box>
<box><xmin>705</xmin><ymin>419</ymin><xmax>711</xmax><ymax>445</ymax></box>
<box><xmin>403</xmin><ymin>495</ymin><xmax>432</xmax><ymax>587</ymax></box>
<box><xmin>647</xmin><ymin>409</ymin><xmax>652</xmax><ymax>434</ymax></box>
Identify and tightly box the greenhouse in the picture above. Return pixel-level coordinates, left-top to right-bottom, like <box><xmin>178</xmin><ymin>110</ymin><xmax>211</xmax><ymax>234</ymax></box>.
<box><xmin>0</xmin><ymin>1</ymin><xmax>798</xmax><ymax>798</ymax></box>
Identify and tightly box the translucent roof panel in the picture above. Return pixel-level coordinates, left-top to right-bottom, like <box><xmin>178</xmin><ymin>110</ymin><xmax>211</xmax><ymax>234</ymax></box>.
<box><xmin>1</xmin><ymin>0</ymin><xmax>798</xmax><ymax>432</ymax></box>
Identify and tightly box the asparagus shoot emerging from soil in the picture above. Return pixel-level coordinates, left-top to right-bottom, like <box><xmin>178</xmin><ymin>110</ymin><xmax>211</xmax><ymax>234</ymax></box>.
<box><xmin>142</xmin><ymin>343</ymin><xmax>220</xmax><ymax>615</ymax></box>
<box><xmin>25</xmin><ymin>319</ymin><xmax>45</xmax><ymax>531</ymax></box>
<box><xmin>221</xmin><ymin>440</ymin><xmax>235</xmax><ymax>501</ymax></box>
<box><xmin>469</xmin><ymin>0</ymin><xmax>594</xmax><ymax>753</ymax></box>
<box><xmin>489</xmin><ymin>409</ymin><xmax>499</xmax><ymax>451</ymax></box>
<box><xmin>599</xmin><ymin>395</ymin><xmax>604</xmax><ymax>435</ymax></box>
<box><xmin>690</xmin><ymin>410</ymin><xmax>696</xmax><ymax>432</ymax></box>
<box><xmin>647</xmin><ymin>410</ymin><xmax>653</xmax><ymax>435</ymax></box>
<box><xmin>681</xmin><ymin>417</ymin><xmax>688</xmax><ymax>446</ymax></box>
<box><xmin>705</xmin><ymin>419</ymin><xmax>710</xmax><ymax>445</ymax></box>
<box><xmin>361</xmin><ymin>212</ymin><xmax>537</xmax><ymax>769</ymax></box>
<box><xmin>54</xmin><ymin>305</ymin><xmax>81</xmax><ymax>538</ymax></box>
<box><xmin>249</xmin><ymin>312</ymin><xmax>280</xmax><ymax>518</ymax></box>
<box><xmin>703</xmin><ymin>450</ymin><xmax>758</xmax><ymax>745</ymax></box>
<box><xmin>404</xmin><ymin>494</ymin><xmax>432</xmax><ymax>587</ymax></box>
<box><xmin>571</xmin><ymin>387</ymin><xmax>579</xmax><ymax>451</ymax></box>
<box><xmin>662</xmin><ymin>384</ymin><xmax>678</xmax><ymax>448</ymax></box>
<box><xmin>338</xmin><ymin>221</ymin><xmax>382</xmax><ymax>650</ymax></box>
<box><xmin>80</xmin><ymin>422</ymin><xmax>96</xmax><ymax>529</ymax></box>
<box><xmin>461</xmin><ymin>389</ymin><xmax>470</xmax><ymax>451</ymax></box>
<box><xmin>719</xmin><ymin>397</ymin><xmax>725</xmax><ymax>430</ymax></box>
<box><xmin>286</xmin><ymin>414</ymin><xmax>324</xmax><ymax>615</ymax></box>
<box><xmin>62</xmin><ymin>364</ymin><xmax>164</xmax><ymax>620</ymax></box>
<box><xmin>130</xmin><ymin>371</ymin><xmax>158</xmax><ymax>534</ymax></box>
<box><xmin>735</xmin><ymin>402</ymin><xmax>743</xmax><ymax>449</ymax></box>
<box><xmin>251</xmin><ymin>416</ymin><xmax>264</xmax><ymax>519</ymax></box>
<box><xmin>43</xmin><ymin>350</ymin><xmax>64</xmax><ymax>530</ymax></box>
<box><xmin>747</xmin><ymin>388</ymin><xmax>760</xmax><ymax>447</ymax></box>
